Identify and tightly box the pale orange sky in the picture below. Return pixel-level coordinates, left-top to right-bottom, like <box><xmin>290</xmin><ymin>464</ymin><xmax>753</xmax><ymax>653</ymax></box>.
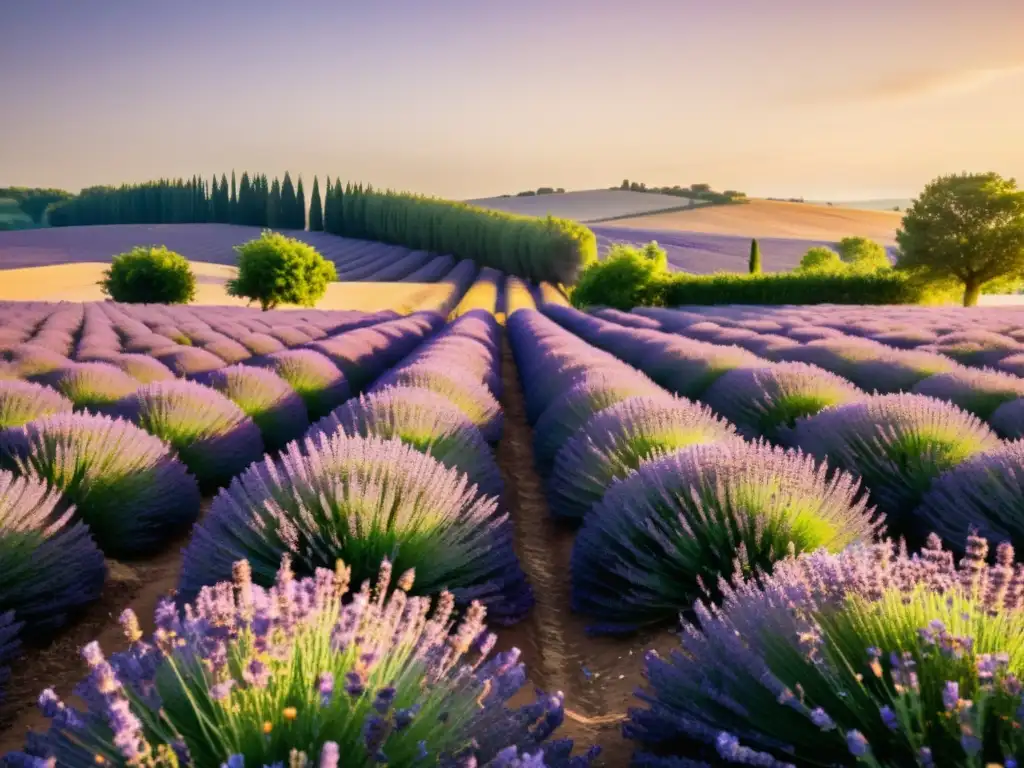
<box><xmin>1</xmin><ymin>0</ymin><xmax>1022</xmax><ymax>201</ymax></box>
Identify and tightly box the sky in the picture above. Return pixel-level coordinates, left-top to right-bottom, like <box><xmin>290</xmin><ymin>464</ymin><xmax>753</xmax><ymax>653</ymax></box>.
<box><xmin>2</xmin><ymin>0</ymin><xmax>1023</xmax><ymax>202</ymax></box>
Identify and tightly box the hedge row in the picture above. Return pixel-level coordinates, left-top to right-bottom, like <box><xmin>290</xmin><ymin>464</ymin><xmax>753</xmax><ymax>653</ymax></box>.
<box><xmin>323</xmin><ymin>185</ymin><xmax>596</xmax><ymax>285</ymax></box>
<box><xmin>658</xmin><ymin>270</ymin><xmax>930</xmax><ymax>305</ymax></box>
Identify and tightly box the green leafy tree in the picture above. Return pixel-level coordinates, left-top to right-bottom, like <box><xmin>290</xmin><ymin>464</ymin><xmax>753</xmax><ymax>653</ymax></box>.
<box><xmin>100</xmin><ymin>246</ymin><xmax>197</xmax><ymax>304</ymax></box>
<box><xmin>798</xmin><ymin>246</ymin><xmax>844</xmax><ymax>273</ymax></box>
<box><xmin>308</xmin><ymin>176</ymin><xmax>324</xmax><ymax>231</ymax></box>
<box><xmin>749</xmin><ymin>239</ymin><xmax>762</xmax><ymax>274</ymax></box>
<box><xmin>896</xmin><ymin>172</ymin><xmax>1024</xmax><ymax>306</ymax></box>
<box><xmin>836</xmin><ymin>236</ymin><xmax>889</xmax><ymax>273</ymax></box>
<box><xmin>227</xmin><ymin>231</ymin><xmax>337</xmax><ymax>310</ymax></box>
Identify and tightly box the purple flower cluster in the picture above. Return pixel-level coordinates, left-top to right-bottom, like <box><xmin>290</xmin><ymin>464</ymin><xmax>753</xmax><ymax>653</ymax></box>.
<box><xmin>0</xmin><ymin>469</ymin><xmax>106</xmax><ymax>637</ymax></box>
<box><xmin>627</xmin><ymin>534</ymin><xmax>1024</xmax><ymax>767</ymax></box>
<box><xmin>0</xmin><ymin>411</ymin><xmax>201</xmax><ymax>556</ymax></box>
<box><xmin>247</xmin><ymin>348</ymin><xmax>351</xmax><ymax>420</ymax></box>
<box><xmin>179</xmin><ymin>432</ymin><xmax>532</xmax><ymax>623</ymax></box>
<box><xmin>8</xmin><ymin>557</ymin><xmax>592</xmax><ymax>767</ymax></box>
<box><xmin>571</xmin><ymin>441</ymin><xmax>879</xmax><ymax>632</ymax></box>
<box><xmin>37</xmin><ymin>361</ymin><xmax>139</xmax><ymax>412</ymax></box>
<box><xmin>791</xmin><ymin>393</ymin><xmax>1001</xmax><ymax>540</ymax></box>
<box><xmin>0</xmin><ymin>379</ymin><xmax>73</xmax><ymax>429</ymax></box>
<box><xmin>115</xmin><ymin>379</ymin><xmax>266</xmax><ymax>490</ymax></box>
<box><xmin>912</xmin><ymin>366</ymin><xmax>1024</xmax><ymax>421</ymax></box>
<box><xmin>196</xmin><ymin>364</ymin><xmax>310</xmax><ymax>451</ymax></box>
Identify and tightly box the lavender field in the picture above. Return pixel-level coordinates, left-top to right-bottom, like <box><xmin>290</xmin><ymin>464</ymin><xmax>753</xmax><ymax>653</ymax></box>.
<box><xmin>593</xmin><ymin>223</ymin><xmax>899</xmax><ymax>273</ymax></box>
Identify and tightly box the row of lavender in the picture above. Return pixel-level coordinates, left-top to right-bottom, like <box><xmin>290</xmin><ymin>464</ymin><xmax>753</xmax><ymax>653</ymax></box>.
<box><xmin>1</xmin><ymin>307</ymin><xmax>600</xmax><ymax>766</ymax></box>
<box><xmin>506</xmin><ymin>306</ymin><xmax>1024</xmax><ymax>766</ymax></box>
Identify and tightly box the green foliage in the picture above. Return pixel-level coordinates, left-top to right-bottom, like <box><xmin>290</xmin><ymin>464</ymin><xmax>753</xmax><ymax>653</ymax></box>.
<box><xmin>897</xmin><ymin>172</ymin><xmax>1024</xmax><ymax>306</ymax></box>
<box><xmin>308</xmin><ymin>176</ymin><xmax>323</xmax><ymax>231</ymax></box>
<box><xmin>227</xmin><ymin>231</ymin><xmax>337</xmax><ymax>310</ymax></box>
<box><xmin>836</xmin><ymin>236</ymin><xmax>890</xmax><ymax>272</ymax></box>
<box><xmin>99</xmin><ymin>246</ymin><xmax>197</xmax><ymax>304</ymax></box>
<box><xmin>323</xmin><ymin>185</ymin><xmax>597</xmax><ymax>285</ymax></box>
<box><xmin>614</xmin><ymin>180</ymin><xmax>747</xmax><ymax>203</ymax></box>
<box><xmin>798</xmin><ymin>245</ymin><xmax>845</xmax><ymax>272</ymax></box>
<box><xmin>570</xmin><ymin>242</ymin><xmax>668</xmax><ymax>310</ymax></box>
<box><xmin>748</xmin><ymin>238</ymin><xmax>762</xmax><ymax>274</ymax></box>
<box><xmin>0</xmin><ymin>187</ymin><xmax>74</xmax><ymax>224</ymax></box>
<box><xmin>658</xmin><ymin>270</ymin><xmax>930</xmax><ymax>306</ymax></box>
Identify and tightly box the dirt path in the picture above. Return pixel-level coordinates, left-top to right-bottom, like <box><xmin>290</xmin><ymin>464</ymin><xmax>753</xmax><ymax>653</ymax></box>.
<box><xmin>494</xmin><ymin>338</ymin><xmax>676</xmax><ymax>765</ymax></box>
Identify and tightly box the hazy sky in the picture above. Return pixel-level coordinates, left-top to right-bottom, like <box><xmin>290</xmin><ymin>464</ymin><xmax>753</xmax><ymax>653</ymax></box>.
<box><xmin>2</xmin><ymin>0</ymin><xmax>1023</xmax><ymax>201</ymax></box>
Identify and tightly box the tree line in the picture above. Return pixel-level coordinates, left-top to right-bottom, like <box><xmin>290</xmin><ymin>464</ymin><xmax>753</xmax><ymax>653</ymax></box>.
<box><xmin>47</xmin><ymin>172</ymin><xmax>310</xmax><ymax>230</ymax></box>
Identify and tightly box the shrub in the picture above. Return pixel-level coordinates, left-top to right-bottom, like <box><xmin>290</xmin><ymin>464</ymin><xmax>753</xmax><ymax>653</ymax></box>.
<box><xmin>153</xmin><ymin>346</ymin><xmax>227</xmax><ymax>378</ymax></box>
<box><xmin>912</xmin><ymin>367</ymin><xmax>1024</xmax><ymax>420</ymax></box>
<box><xmin>2</xmin><ymin>345</ymin><xmax>70</xmax><ymax>378</ymax></box>
<box><xmin>703</xmin><ymin>363</ymin><xmax>866</xmax><ymax>441</ymax></box>
<box><xmin>547</xmin><ymin>395</ymin><xmax>738</xmax><ymax>521</ymax></box>
<box><xmin>116</xmin><ymin>380</ymin><xmax>265</xmax><ymax>490</ymax></box>
<box><xmin>791</xmin><ymin>393</ymin><xmax>1000</xmax><ymax>538</ymax></box>
<box><xmin>0</xmin><ymin>470</ymin><xmax>105</xmax><ymax>638</ymax></box>
<box><xmin>639</xmin><ymin>339</ymin><xmax>762</xmax><ymax>399</ymax></box>
<box><xmin>227</xmin><ymin>231</ymin><xmax>337</xmax><ymax>310</ymax></box>
<box><xmin>307</xmin><ymin>387</ymin><xmax>502</xmax><ymax>499</ymax></box>
<box><xmin>659</xmin><ymin>270</ymin><xmax>929</xmax><ymax>306</ymax></box>
<box><xmin>0</xmin><ymin>380</ymin><xmax>73</xmax><ymax>429</ymax></box>
<box><xmin>248</xmin><ymin>349</ymin><xmax>350</xmax><ymax>421</ymax></box>
<box><xmin>41</xmin><ymin>362</ymin><xmax>139</xmax><ymax>411</ymax></box>
<box><xmin>915</xmin><ymin>440</ymin><xmax>1024</xmax><ymax>551</ymax></box>
<box><xmin>836</xmin><ymin>236</ymin><xmax>891</xmax><ymax>272</ymax></box>
<box><xmin>627</xmin><ymin>534</ymin><xmax>1024</xmax><ymax>767</ymax></box>
<box><xmin>570</xmin><ymin>242</ymin><xmax>668</xmax><ymax>310</ymax></box>
<box><xmin>748</xmin><ymin>238</ymin><xmax>762</xmax><ymax>273</ymax></box>
<box><xmin>107</xmin><ymin>353</ymin><xmax>175</xmax><ymax>383</ymax></box>
<box><xmin>99</xmin><ymin>246</ymin><xmax>197</xmax><ymax>304</ymax></box>
<box><xmin>178</xmin><ymin>434</ymin><xmax>533</xmax><ymax>623</ymax></box>
<box><xmin>797</xmin><ymin>245</ymin><xmax>844</xmax><ymax>272</ymax></box>
<box><xmin>369</xmin><ymin>365</ymin><xmax>503</xmax><ymax>443</ymax></box>
<box><xmin>532</xmin><ymin>371</ymin><xmax>667</xmax><ymax>474</ymax></box>
<box><xmin>0</xmin><ymin>413</ymin><xmax>200</xmax><ymax>556</ymax></box>
<box><xmin>991</xmin><ymin>397</ymin><xmax>1024</xmax><ymax>438</ymax></box>
<box><xmin>571</xmin><ymin>442</ymin><xmax>880</xmax><ymax>633</ymax></box>
<box><xmin>195</xmin><ymin>365</ymin><xmax>309</xmax><ymax>451</ymax></box>
<box><xmin>13</xmin><ymin>558</ymin><xmax>590</xmax><ymax>767</ymax></box>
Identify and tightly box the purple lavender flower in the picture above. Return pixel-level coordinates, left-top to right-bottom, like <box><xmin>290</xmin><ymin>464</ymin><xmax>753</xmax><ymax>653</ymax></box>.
<box><xmin>548</xmin><ymin>395</ymin><xmax>738</xmax><ymax>521</ymax></box>
<box><xmin>0</xmin><ymin>412</ymin><xmax>200</xmax><ymax>556</ymax></box>
<box><xmin>179</xmin><ymin>433</ymin><xmax>532</xmax><ymax>623</ymax></box>
<box><xmin>114</xmin><ymin>379</ymin><xmax>265</xmax><ymax>490</ymax></box>
<box><xmin>106</xmin><ymin>353</ymin><xmax>176</xmax><ymax>383</ymax></box>
<box><xmin>247</xmin><ymin>349</ymin><xmax>350</xmax><ymax>421</ymax></box>
<box><xmin>0</xmin><ymin>379</ymin><xmax>74</xmax><ymax>429</ymax></box>
<box><xmin>0</xmin><ymin>469</ymin><xmax>105</xmax><ymax>637</ymax></box>
<box><xmin>913</xmin><ymin>367</ymin><xmax>1024</xmax><ymax>420</ymax></box>
<box><xmin>792</xmin><ymin>393</ymin><xmax>1000</xmax><ymax>539</ymax></box>
<box><xmin>153</xmin><ymin>345</ymin><xmax>228</xmax><ymax>377</ymax></box>
<box><xmin>12</xmin><ymin>557</ymin><xmax>589</xmax><ymax>767</ymax></box>
<box><xmin>307</xmin><ymin>386</ymin><xmax>503</xmax><ymax>499</ymax></box>
<box><xmin>571</xmin><ymin>441</ymin><xmax>879</xmax><ymax>632</ymax></box>
<box><xmin>39</xmin><ymin>362</ymin><xmax>139</xmax><ymax>412</ymax></box>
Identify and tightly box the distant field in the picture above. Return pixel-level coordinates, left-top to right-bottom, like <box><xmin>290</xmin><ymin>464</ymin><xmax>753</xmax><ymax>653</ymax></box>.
<box><xmin>467</xmin><ymin>189</ymin><xmax>702</xmax><ymax>222</ymax></box>
<box><xmin>593</xmin><ymin>225</ymin><xmax>848</xmax><ymax>274</ymax></box>
<box><xmin>0</xmin><ymin>223</ymin><xmax>464</xmax><ymax>282</ymax></box>
<box><xmin>606</xmin><ymin>199</ymin><xmax>903</xmax><ymax>245</ymax></box>
<box><xmin>0</xmin><ymin>261</ymin><xmax>454</xmax><ymax>311</ymax></box>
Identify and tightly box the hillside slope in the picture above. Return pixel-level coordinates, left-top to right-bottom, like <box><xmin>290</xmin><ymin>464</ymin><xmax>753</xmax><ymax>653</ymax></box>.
<box><xmin>467</xmin><ymin>189</ymin><xmax>700</xmax><ymax>222</ymax></box>
<box><xmin>606</xmin><ymin>199</ymin><xmax>903</xmax><ymax>245</ymax></box>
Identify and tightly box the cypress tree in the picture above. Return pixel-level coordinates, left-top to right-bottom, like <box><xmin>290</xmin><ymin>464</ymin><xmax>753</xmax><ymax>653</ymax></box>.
<box><xmin>238</xmin><ymin>173</ymin><xmax>252</xmax><ymax>226</ymax></box>
<box><xmin>218</xmin><ymin>173</ymin><xmax>229</xmax><ymax>223</ymax></box>
<box><xmin>230</xmin><ymin>171</ymin><xmax>238</xmax><ymax>223</ymax></box>
<box><xmin>280</xmin><ymin>173</ymin><xmax>297</xmax><ymax>230</ymax></box>
<box><xmin>309</xmin><ymin>176</ymin><xmax>324</xmax><ymax>231</ymax></box>
<box><xmin>749</xmin><ymin>238</ymin><xmax>762</xmax><ymax>274</ymax></box>
<box><xmin>267</xmin><ymin>178</ymin><xmax>282</xmax><ymax>229</ymax></box>
<box><xmin>296</xmin><ymin>177</ymin><xmax>306</xmax><ymax>230</ymax></box>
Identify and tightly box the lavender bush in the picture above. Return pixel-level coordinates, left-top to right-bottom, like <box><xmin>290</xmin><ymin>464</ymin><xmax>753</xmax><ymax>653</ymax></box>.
<box><xmin>107</xmin><ymin>353</ymin><xmax>176</xmax><ymax>383</ymax></box>
<box><xmin>703</xmin><ymin>363</ymin><xmax>866</xmax><ymax>441</ymax></box>
<box><xmin>792</xmin><ymin>394</ymin><xmax>1001</xmax><ymax>539</ymax></box>
<box><xmin>640</xmin><ymin>340</ymin><xmax>762</xmax><ymax>399</ymax></box>
<box><xmin>0</xmin><ymin>469</ymin><xmax>105</xmax><ymax>636</ymax></box>
<box><xmin>41</xmin><ymin>362</ymin><xmax>139</xmax><ymax>411</ymax></box>
<box><xmin>369</xmin><ymin>365</ymin><xmax>503</xmax><ymax>444</ymax></box>
<box><xmin>571</xmin><ymin>442</ymin><xmax>880</xmax><ymax>633</ymax></box>
<box><xmin>179</xmin><ymin>433</ymin><xmax>532</xmax><ymax>624</ymax></box>
<box><xmin>0</xmin><ymin>412</ymin><xmax>200</xmax><ymax>556</ymax></box>
<box><xmin>307</xmin><ymin>387</ymin><xmax>502</xmax><ymax>499</ymax></box>
<box><xmin>196</xmin><ymin>365</ymin><xmax>309</xmax><ymax>451</ymax></box>
<box><xmin>627</xmin><ymin>535</ymin><xmax>1024</xmax><ymax>768</ymax></box>
<box><xmin>248</xmin><ymin>349</ymin><xmax>350</xmax><ymax>421</ymax></box>
<box><xmin>547</xmin><ymin>396</ymin><xmax>738</xmax><ymax>521</ymax></box>
<box><xmin>912</xmin><ymin>367</ymin><xmax>1024</xmax><ymax>421</ymax></box>
<box><xmin>153</xmin><ymin>346</ymin><xmax>227</xmax><ymax>378</ymax></box>
<box><xmin>116</xmin><ymin>380</ymin><xmax>265</xmax><ymax>490</ymax></box>
<box><xmin>0</xmin><ymin>379</ymin><xmax>73</xmax><ymax>429</ymax></box>
<box><xmin>991</xmin><ymin>397</ymin><xmax>1024</xmax><ymax>439</ymax></box>
<box><xmin>9</xmin><ymin>557</ymin><xmax>592</xmax><ymax>767</ymax></box>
